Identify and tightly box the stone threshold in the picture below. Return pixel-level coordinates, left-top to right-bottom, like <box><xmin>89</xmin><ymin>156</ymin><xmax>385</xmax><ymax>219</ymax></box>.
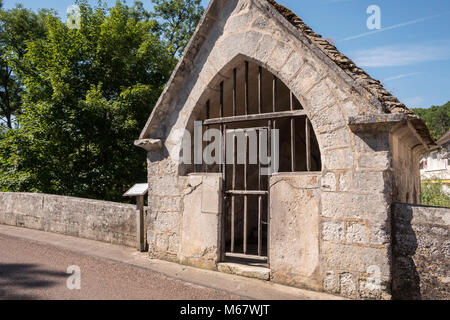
<box><xmin>218</xmin><ymin>262</ymin><xmax>271</xmax><ymax>281</ymax></box>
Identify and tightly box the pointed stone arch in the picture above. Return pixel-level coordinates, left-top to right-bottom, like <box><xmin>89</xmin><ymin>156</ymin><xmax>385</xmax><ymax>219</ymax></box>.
<box><xmin>141</xmin><ymin>0</ymin><xmax>363</xmax><ymax>174</ymax></box>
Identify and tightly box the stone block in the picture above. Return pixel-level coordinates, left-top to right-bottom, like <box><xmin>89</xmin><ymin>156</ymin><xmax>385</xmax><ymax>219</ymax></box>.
<box><xmin>322</xmin><ymin>241</ymin><xmax>390</xmax><ymax>274</ymax></box>
<box><xmin>340</xmin><ymin>273</ymin><xmax>358</xmax><ymax>298</ymax></box>
<box><xmin>268</xmin><ymin>40</ymin><xmax>293</xmax><ymax>72</ymax></box>
<box><xmin>269</xmin><ymin>173</ymin><xmax>322</xmax><ymax>289</ymax></box>
<box><xmin>320</xmin><ymin>127</ymin><xmax>350</xmax><ymax>149</ymax></box>
<box><xmin>322</xmin><ymin>148</ymin><xmax>353</xmax><ymax>170</ymax></box>
<box><xmin>321</xmin><ymin>172</ymin><xmax>336</xmax><ymax>191</ymax></box>
<box><xmin>290</xmin><ymin>63</ymin><xmax>321</xmax><ymax>96</ymax></box>
<box><xmin>312</xmin><ymin>104</ymin><xmax>345</xmax><ymax>134</ymax></box>
<box><xmin>308</xmin><ymin>81</ymin><xmax>336</xmax><ymax>116</ymax></box>
<box><xmin>338</xmin><ymin>171</ymin><xmax>352</xmax><ymax>191</ymax></box>
<box><xmin>218</xmin><ymin>263</ymin><xmax>270</xmax><ymax>281</ymax></box>
<box><xmin>322</xmin><ymin>221</ymin><xmax>345</xmax><ymax>242</ymax></box>
<box><xmin>353</xmin><ymin>171</ymin><xmax>390</xmax><ymax>194</ymax></box>
<box><xmin>323</xmin><ymin>271</ymin><xmax>340</xmax><ymax>294</ymax></box>
<box><xmin>151</xmin><ymin>212</ymin><xmax>181</xmax><ymax>233</ymax></box>
<box><xmin>358</xmin><ymin>152</ymin><xmax>391</xmax><ymax>169</ymax></box>
<box><xmin>280</xmin><ymin>50</ymin><xmax>304</xmax><ymax>81</ymax></box>
<box><xmin>354</xmin><ymin>132</ymin><xmax>390</xmax><ymax>153</ymax></box>
<box><xmin>346</xmin><ymin>222</ymin><xmax>370</xmax><ymax>245</ymax></box>
<box><xmin>202</xmin><ymin>175</ymin><xmax>222</xmax><ymax>214</ymax></box>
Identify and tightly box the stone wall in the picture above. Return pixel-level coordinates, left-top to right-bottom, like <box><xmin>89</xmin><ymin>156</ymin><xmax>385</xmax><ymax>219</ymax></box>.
<box><xmin>392</xmin><ymin>203</ymin><xmax>450</xmax><ymax>300</ymax></box>
<box><xmin>0</xmin><ymin>192</ymin><xmax>137</xmax><ymax>247</ymax></box>
<box><xmin>269</xmin><ymin>173</ymin><xmax>321</xmax><ymax>290</ymax></box>
<box><xmin>147</xmin><ymin>167</ymin><xmax>223</xmax><ymax>269</ymax></box>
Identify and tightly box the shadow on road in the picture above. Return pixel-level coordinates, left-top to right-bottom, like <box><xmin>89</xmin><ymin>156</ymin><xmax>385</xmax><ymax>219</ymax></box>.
<box><xmin>0</xmin><ymin>263</ymin><xmax>67</xmax><ymax>300</ymax></box>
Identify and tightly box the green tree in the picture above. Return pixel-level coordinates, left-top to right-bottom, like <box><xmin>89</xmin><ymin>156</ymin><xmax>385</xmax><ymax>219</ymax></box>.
<box><xmin>151</xmin><ymin>0</ymin><xmax>204</xmax><ymax>57</ymax></box>
<box><xmin>0</xmin><ymin>1</ymin><xmax>176</xmax><ymax>200</ymax></box>
<box><xmin>0</xmin><ymin>4</ymin><xmax>47</xmax><ymax>128</ymax></box>
<box><xmin>412</xmin><ymin>101</ymin><xmax>450</xmax><ymax>141</ymax></box>
<box><xmin>0</xmin><ymin>0</ymin><xmax>204</xmax><ymax>201</ymax></box>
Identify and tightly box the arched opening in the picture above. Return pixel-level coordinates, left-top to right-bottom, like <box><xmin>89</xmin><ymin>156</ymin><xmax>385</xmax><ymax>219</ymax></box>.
<box><xmin>192</xmin><ymin>59</ymin><xmax>322</xmax><ymax>263</ymax></box>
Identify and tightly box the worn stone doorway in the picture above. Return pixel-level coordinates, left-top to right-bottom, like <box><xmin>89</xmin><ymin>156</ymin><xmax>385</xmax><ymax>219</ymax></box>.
<box><xmin>195</xmin><ymin>59</ymin><xmax>322</xmax><ymax>266</ymax></box>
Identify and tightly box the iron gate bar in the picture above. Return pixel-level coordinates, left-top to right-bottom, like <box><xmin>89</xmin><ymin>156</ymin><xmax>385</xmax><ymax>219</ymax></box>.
<box><xmin>221</xmin><ymin>122</ymin><xmax>227</xmax><ymax>262</ymax></box>
<box><xmin>258</xmin><ymin>66</ymin><xmax>263</xmax><ymax>114</ymax></box>
<box><xmin>205</xmin><ymin>100</ymin><xmax>210</xmax><ymax>174</ymax></box>
<box><xmin>273</xmin><ymin>76</ymin><xmax>277</xmax><ymax>113</ymax></box>
<box><xmin>203</xmin><ymin>109</ymin><xmax>306</xmax><ymax>125</ymax></box>
<box><xmin>306</xmin><ymin>117</ymin><xmax>311</xmax><ymax>171</ymax></box>
<box><xmin>245</xmin><ymin>61</ymin><xmax>249</xmax><ymax>115</ymax></box>
<box><xmin>233</xmin><ymin>68</ymin><xmax>237</xmax><ymax>117</ymax></box>
<box><xmin>267</xmin><ymin>120</ymin><xmax>272</xmax><ymax>265</ymax></box>
<box><xmin>220</xmin><ymin>81</ymin><xmax>224</xmax><ymax>118</ymax></box>
<box><xmin>227</xmin><ymin>127</ymin><xmax>268</xmax><ymax>132</ymax></box>
<box><xmin>290</xmin><ymin>91</ymin><xmax>296</xmax><ymax>172</ymax></box>
<box><xmin>257</xmin><ymin>129</ymin><xmax>262</xmax><ymax>256</ymax></box>
<box><xmin>225</xmin><ymin>190</ymin><xmax>268</xmax><ymax>195</ymax></box>
<box><xmin>243</xmin><ymin>133</ymin><xmax>248</xmax><ymax>255</ymax></box>
<box><xmin>231</xmin><ymin>134</ymin><xmax>236</xmax><ymax>253</ymax></box>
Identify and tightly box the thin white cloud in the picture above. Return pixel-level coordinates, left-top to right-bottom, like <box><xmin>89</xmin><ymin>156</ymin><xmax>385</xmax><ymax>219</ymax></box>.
<box><xmin>337</xmin><ymin>12</ymin><xmax>450</xmax><ymax>42</ymax></box>
<box><xmin>384</xmin><ymin>72</ymin><xmax>423</xmax><ymax>81</ymax></box>
<box><xmin>403</xmin><ymin>96</ymin><xmax>425</xmax><ymax>107</ymax></box>
<box><xmin>352</xmin><ymin>43</ymin><xmax>450</xmax><ymax>67</ymax></box>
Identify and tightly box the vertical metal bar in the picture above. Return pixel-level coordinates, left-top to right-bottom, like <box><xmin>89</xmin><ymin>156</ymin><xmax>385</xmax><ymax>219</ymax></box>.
<box><xmin>273</xmin><ymin>76</ymin><xmax>277</xmax><ymax>113</ymax></box>
<box><xmin>245</xmin><ymin>61</ymin><xmax>249</xmax><ymax>115</ymax></box>
<box><xmin>233</xmin><ymin>68</ymin><xmax>237</xmax><ymax>117</ymax></box>
<box><xmin>221</xmin><ymin>123</ymin><xmax>227</xmax><ymax>261</ymax></box>
<box><xmin>290</xmin><ymin>92</ymin><xmax>295</xmax><ymax>172</ymax></box>
<box><xmin>205</xmin><ymin>100</ymin><xmax>210</xmax><ymax>174</ymax></box>
<box><xmin>258</xmin><ymin>195</ymin><xmax>262</xmax><ymax>256</ymax></box>
<box><xmin>257</xmin><ymin>130</ymin><xmax>262</xmax><ymax>256</ymax></box>
<box><xmin>291</xmin><ymin>117</ymin><xmax>295</xmax><ymax>172</ymax></box>
<box><xmin>258</xmin><ymin>66</ymin><xmax>263</xmax><ymax>114</ymax></box>
<box><xmin>243</xmin><ymin>133</ymin><xmax>248</xmax><ymax>255</ymax></box>
<box><xmin>267</xmin><ymin>120</ymin><xmax>272</xmax><ymax>264</ymax></box>
<box><xmin>306</xmin><ymin>117</ymin><xmax>311</xmax><ymax>171</ymax></box>
<box><xmin>220</xmin><ymin>81</ymin><xmax>224</xmax><ymax>118</ymax></box>
<box><xmin>231</xmin><ymin>135</ymin><xmax>236</xmax><ymax>253</ymax></box>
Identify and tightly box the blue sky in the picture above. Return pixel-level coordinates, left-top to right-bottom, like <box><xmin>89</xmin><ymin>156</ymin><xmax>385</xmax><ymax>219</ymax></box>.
<box><xmin>3</xmin><ymin>0</ymin><xmax>450</xmax><ymax>109</ymax></box>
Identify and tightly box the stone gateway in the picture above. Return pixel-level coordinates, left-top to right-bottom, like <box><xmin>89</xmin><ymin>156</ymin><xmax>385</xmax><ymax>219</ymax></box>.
<box><xmin>135</xmin><ymin>0</ymin><xmax>448</xmax><ymax>300</ymax></box>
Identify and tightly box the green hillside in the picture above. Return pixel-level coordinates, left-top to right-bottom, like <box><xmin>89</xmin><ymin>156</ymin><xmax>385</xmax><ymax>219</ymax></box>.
<box><xmin>412</xmin><ymin>101</ymin><xmax>450</xmax><ymax>141</ymax></box>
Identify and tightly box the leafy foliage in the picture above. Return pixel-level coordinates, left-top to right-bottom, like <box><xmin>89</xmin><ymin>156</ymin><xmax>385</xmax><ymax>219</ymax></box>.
<box><xmin>151</xmin><ymin>0</ymin><xmax>204</xmax><ymax>57</ymax></box>
<box><xmin>421</xmin><ymin>182</ymin><xmax>450</xmax><ymax>208</ymax></box>
<box><xmin>0</xmin><ymin>0</ymin><xmax>203</xmax><ymax>201</ymax></box>
<box><xmin>412</xmin><ymin>101</ymin><xmax>450</xmax><ymax>141</ymax></box>
<box><xmin>0</xmin><ymin>4</ymin><xmax>48</xmax><ymax>128</ymax></box>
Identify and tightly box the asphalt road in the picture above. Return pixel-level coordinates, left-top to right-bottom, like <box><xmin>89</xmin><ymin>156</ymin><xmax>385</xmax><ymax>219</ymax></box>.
<box><xmin>0</xmin><ymin>233</ymin><xmax>241</xmax><ymax>300</ymax></box>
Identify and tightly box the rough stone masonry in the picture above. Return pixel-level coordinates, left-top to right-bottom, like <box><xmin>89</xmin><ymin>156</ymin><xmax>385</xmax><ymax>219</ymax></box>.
<box><xmin>0</xmin><ymin>0</ymin><xmax>446</xmax><ymax>301</ymax></box>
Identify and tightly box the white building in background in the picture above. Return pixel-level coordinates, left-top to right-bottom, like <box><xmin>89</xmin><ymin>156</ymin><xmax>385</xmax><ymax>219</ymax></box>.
<box><xmin>421</xmin><ymin>130</ymin><xmax>450</xmax><ymax>194</ymax></box>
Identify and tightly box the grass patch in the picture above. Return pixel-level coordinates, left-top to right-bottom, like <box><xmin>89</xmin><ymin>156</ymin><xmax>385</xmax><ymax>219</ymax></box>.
<box><xmin>421</xmin><ymin>182</ymin><xmax>450</xmax><ymax>208</ymax></box>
